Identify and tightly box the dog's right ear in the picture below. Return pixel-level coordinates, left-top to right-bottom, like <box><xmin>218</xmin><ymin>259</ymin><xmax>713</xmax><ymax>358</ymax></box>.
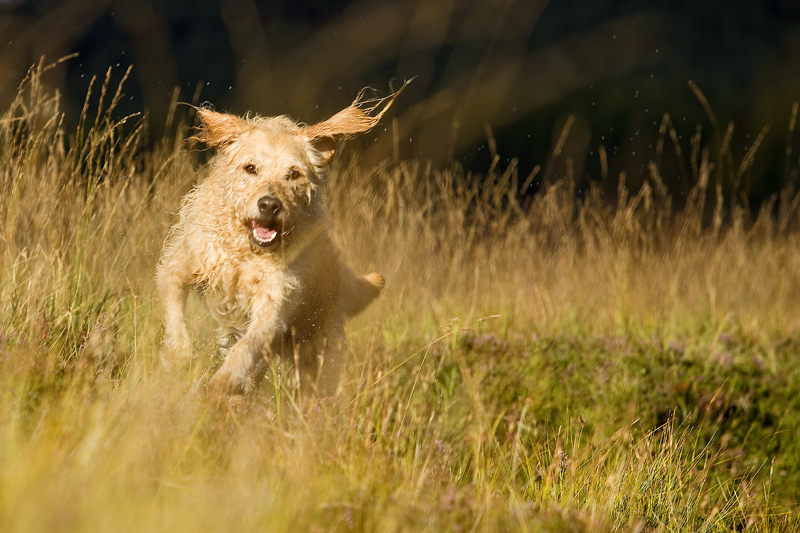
<box><xmin>193</xmin><ymin>108</ymin><xmax>248</xmax><ymax>149</ymax></box>
<box><xmin>301</xmin><ymin>80</ymin><xmax>412</xmax><ymax>169</ymax></box>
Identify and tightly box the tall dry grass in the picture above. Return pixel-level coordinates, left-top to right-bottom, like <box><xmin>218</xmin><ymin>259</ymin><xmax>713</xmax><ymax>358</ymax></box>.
<box><xmin>332</xmin><ymin>122</ymin><xmax>800</xmax><ymax>340</ymax></box>
<box><xmin>0</xmin><ymin>62</ymin><xmax>798</xmax><ymax>531</ymax></box>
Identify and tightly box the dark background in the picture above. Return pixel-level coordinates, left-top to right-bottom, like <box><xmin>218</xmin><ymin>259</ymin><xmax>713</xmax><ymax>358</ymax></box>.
<box><xmin>2</xmin><ymin>0</ymin><xmax>800</xmax><ymax>202</ymax></box>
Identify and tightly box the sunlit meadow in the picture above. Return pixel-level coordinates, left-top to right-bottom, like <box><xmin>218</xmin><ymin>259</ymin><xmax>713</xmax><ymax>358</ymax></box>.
<box><xmin>1</xmin><ymin>62</ymin><xmax>799</xmax><ymax>531</ymax></box>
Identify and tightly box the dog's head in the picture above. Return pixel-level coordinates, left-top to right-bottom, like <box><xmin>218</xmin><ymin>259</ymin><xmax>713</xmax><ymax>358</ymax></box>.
<box><xmin>193</xmin><ymin>85</ymin><xmax>407</xmax><ymax>254</ymax></box>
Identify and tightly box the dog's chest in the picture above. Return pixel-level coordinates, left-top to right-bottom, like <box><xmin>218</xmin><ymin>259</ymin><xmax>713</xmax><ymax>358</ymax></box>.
<box><xmin>202</xmin><ymin>285</ymin><xmax>251</xmax><ymax>332</ymax></box>
<box><xmin>199</xmin><ymin>258</ymin><xmax>289</xmax><ymax>331</ymax></box>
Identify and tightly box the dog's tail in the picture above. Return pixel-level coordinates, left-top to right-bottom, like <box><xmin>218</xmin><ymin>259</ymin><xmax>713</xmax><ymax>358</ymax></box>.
<box><xmin>340</xmin><ymin>270</ymin><xmax>385</xmax><ymax>318</ymax></box>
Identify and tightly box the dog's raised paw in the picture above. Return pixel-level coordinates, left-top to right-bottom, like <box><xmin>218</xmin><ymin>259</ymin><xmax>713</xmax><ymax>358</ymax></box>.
<box><xmin>363</xmin><ymin>272</ymin><xmax>385</xmax><ymax>291</ymax></box>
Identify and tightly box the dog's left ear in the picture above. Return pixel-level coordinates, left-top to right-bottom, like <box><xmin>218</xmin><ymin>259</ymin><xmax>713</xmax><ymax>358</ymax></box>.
<box><xmin>193</xmin><ymin>108</ymin><xmax>249</xmax><ymax>149</ymax></box>
<box><xmin>302</xmin><ymin>80</ymin><xmax>412</xmax><ymax>169</ymax></box>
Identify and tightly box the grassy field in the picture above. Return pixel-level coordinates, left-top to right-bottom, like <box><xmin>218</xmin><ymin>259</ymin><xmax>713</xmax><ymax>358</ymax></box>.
<box><xmin>2</xmin><ymin>64</ymin><xmax>800</xmax><ymax>531</ymax></box>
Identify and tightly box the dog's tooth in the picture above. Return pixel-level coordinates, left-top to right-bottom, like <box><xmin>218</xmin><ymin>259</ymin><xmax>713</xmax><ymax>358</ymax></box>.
<box><xmin>252</xmin><ymin>226</ymin><xmax>278</xmax><ymax>244</ymax></box>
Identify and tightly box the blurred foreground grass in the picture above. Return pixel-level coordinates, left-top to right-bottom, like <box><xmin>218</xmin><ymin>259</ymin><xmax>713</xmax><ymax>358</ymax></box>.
<box><xmin>1</xmin><ymin>63</ymin><xmax>799</xmax><ymax>531</ymax></box>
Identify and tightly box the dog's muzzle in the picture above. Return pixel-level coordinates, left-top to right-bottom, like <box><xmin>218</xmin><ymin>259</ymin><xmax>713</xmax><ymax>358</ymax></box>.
<box><xmin>248</xmin><ymin>195</ymin><xmax>284</xmax><ymax>249</ymax></box>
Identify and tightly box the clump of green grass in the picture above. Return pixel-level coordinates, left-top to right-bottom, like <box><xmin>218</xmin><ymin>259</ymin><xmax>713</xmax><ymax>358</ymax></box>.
<box><xmin>0</xmin><ymin>61</ymin><xmax>798</xmax><ymax>531</ymax></box>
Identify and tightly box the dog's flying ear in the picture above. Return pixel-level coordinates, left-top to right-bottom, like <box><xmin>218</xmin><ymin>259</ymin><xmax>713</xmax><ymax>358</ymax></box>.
<box><xmin>193</xmin><ymin>108</ymin><xmax>248</xmax><ymax>148</ymax></box>
<box><xmin>302</xmin><ymin>80</ymin><xmax>412</xmax><ymax>168</ymax></box>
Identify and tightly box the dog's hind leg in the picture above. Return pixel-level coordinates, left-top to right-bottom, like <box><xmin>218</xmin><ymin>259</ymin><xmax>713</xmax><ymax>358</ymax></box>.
<box><xmin>290</xmin><ymin>314</ymin><xmax>347</xmax><ymax>397</ymax></box>
<box><xmin>314</xmin><ymin>316</ymin><xmax>347</xmax><ymax>396</ymax></box>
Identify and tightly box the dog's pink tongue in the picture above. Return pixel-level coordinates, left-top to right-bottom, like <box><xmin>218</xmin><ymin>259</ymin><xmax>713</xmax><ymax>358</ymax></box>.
<box><xmin>254</xmin><ymin>226</ymin><xmax>277</xmax><ymax>241</ymax></box>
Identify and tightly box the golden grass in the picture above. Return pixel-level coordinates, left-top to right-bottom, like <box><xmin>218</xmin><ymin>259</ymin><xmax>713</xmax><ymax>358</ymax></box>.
<box><xmin>1</xmin><ymin>62</ymin><xmax>799</xmax><ymax>531</ymax></box>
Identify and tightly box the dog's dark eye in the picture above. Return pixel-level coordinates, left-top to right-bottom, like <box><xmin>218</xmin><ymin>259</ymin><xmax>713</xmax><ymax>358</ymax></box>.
<box><xmin>244</xmin><ymin>164</ymin><xmax>257</xmax><ymax>175</ymax></box>
<box><xmin>287</xmin><ymin>168</ymin><xmax>301</xmax><ymax>180</ymax></box>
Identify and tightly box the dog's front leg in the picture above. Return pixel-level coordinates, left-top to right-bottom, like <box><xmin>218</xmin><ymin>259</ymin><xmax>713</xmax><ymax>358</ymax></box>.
<box><xmin>156</xmin><ymin>266</ymin><xmax>192</xmax><ymax>368</ymax></box>
<box><xmin>209</xmin><ymin>293</ymin><xmax>287</xmax><ymax>395</ymax></box>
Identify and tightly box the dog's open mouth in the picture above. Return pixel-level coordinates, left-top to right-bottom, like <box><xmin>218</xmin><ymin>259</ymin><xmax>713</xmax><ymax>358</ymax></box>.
<box><xmin>248</xmin><ymin>219</ymin><xmax>294</xmax><ymax>249</ymax></box>
<box><xmin>249</xmin><ymin>219</ymin><xmax>281</xmax><ymax>248</ymax></box>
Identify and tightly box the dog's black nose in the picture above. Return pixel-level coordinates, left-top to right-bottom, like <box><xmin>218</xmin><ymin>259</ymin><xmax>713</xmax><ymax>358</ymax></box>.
<box><xmin>257</xmin><ymin>195</ymin><xmax>282</xmax><ymax>215</ymax></box>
